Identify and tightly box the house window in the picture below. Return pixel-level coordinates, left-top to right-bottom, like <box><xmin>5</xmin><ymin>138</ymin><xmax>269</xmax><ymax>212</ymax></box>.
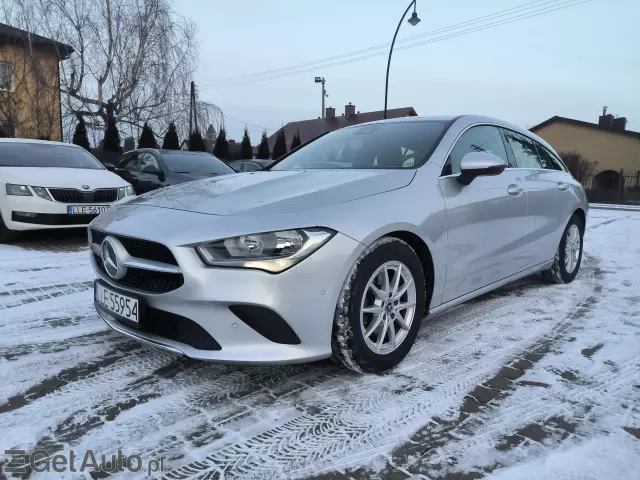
<box><xmin>0</xmin><ymin>62</ymin><xmax>12</xmax><ymax>91</ymax></box>
<box><xmin>0</xmin><ymin>120</ymin><xmax>14</xmax><ymax>137</ymax></box>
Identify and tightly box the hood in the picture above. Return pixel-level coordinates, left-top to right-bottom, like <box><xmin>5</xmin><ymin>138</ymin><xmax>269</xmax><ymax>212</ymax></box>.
<box><xmin>128</xmin><ymin>169</ymin><xmax>416</xmax><ymax>216</ymax></box>
<box><xmin>169</xmin><ymin>171</ymin><xmax>222</xmax><ymax>183</ymax></box>
<box><xmin>0</xmin><ymin>167</ymin><xmax>129</xmax><ymax>189</ymax></box>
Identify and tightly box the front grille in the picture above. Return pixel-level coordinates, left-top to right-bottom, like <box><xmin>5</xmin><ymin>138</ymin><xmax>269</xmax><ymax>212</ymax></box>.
<box><xmin>50</xmin><ymin>189</ymin><xmax>82</xmax><ymax>203</ymax></box>
<box><xmin>143</xmin><ymin>308</ymin><xmax>221</xmax><ymax>350</ymax></box>
<box><xmin>93</xmin><ymin>189</ymin><xmax>118</xmax><ymax>203</ymax></box>
<box><xmin>90</xmin><ymin>229</ymin><xmax>178</xmax><ymax>266</ymax></box>
<box><xmin>94</xmin><ymin>253</ymin><xmax>184</xmax><ymax>293</ymax></box>
<box><xmin>105</xmin><ymin>306</ymin><xmax>221</xmax><ymax>350</ymax></box>
<box><xmin>49</xmin><ymin>188</ymin><xmax>118</xmax><ymax>204</ymax></box>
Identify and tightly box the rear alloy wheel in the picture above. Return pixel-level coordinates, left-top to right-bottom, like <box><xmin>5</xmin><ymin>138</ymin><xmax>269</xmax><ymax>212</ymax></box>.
<box><xmin>542</xmin><ymin>214</ymin><xmax>584</xmax><ymax>284</ymax></box>
<box><xmin>332</xmin><ymin>237</ymin><xmax>426</xmax><ymax>374</ymax></box>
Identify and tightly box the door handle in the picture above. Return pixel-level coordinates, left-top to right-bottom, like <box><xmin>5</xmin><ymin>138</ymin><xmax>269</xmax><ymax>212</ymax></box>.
<box><xmin>507</xmin><ymin>184</ymin><xmax>524</xmax><ymax>196</ymax></box>
<box><xmin>558</xmin><ymin>182</ymin><xmax>569</xmax><ymax>191</ymax></box>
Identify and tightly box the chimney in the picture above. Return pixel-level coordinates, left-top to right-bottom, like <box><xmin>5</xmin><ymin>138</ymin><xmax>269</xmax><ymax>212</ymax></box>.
<box><xmin>345</xmin><ymin>102</ymin><xmax>356</xmax><ymax>117</ymax></box>
<box><xmin>613</xmin><ymin>117</ymin><xmax>627</xmax><ymax>132</ymax></box>
<box><xmin>325</xmin><ymin>106</ymin><xmax>335</xmax><ymax>120</ymax></box>
<box><xmin>599</xmin><ymin>111</ymin><xmax>614</xmax><ymax>129</ymax></box>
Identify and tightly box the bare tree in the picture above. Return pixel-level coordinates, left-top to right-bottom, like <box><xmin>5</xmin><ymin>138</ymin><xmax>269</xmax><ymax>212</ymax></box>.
<box><xmin>1</xmin><ymin>0</ymin><xmax>223</xmax><ymax>141</ymax></box>
<box><xmin>559</xmin><ymin>152</ymin><xmax>598</xmax><ymax>183</ymax></box>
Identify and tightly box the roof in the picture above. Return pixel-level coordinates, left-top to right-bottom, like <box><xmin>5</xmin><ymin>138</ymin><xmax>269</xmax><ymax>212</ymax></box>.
<box><xmin>530</xmin><ymin>115</ymin><xmax>640</xmax><ymax>140</ymax></box>
<box><xmin>268</xmin><ymin>107</ymin><xmax>418</xmax><ymax>149</ymax></box>
<box><xmin>0</xmin><ymin>23</ymin><xmax>74</xmax><ymax>59</ymax></box>
<box><xmin>131</xmin><ymin>148</ymin><xmax>216</xmax><ymax>156</ymax></box>
<box><xmin>0</xmin><ymin>138</ymin><xmax>80</xmax><ymax>148</ymax></box>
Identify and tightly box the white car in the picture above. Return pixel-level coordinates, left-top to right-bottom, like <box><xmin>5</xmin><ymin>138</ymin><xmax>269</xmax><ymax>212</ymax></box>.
<box><xmin>0</xmin><ymin>138</ymin><xmax>135</xmax><ymax>242</ymax></box>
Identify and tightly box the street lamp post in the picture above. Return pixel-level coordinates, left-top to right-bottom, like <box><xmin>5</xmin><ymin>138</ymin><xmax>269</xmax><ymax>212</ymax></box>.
<box><xmin>384</xmin><ymin>1</ymin><xmax>421</xmax><ymax>119</ymax></box>
<box><xmin>315</xmin><ymin>77</ymin><xmax>327</xmax><ymax>119</ymax></box>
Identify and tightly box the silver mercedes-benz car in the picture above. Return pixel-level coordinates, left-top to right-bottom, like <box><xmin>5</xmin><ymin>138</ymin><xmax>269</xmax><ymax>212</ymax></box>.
<box><xmin>90</xmin><ymin>114</ymin><xmax>588</xmax><ymax>373</ymax></box>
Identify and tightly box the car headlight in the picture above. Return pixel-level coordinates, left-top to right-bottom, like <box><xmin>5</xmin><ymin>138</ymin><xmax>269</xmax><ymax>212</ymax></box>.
<box><xmin>32</xmin><ymin>186</ymin><xmax>52</xmax><ymax>201</ymax></box>
<box><xmin>196</xmin><ymin>228</ymin><xmax>335</xmax><ymax>273</ymax></box>
<box><xmin>118</xmin><ymin>185</ymin><xmax>136</xmax><ymax>200</ymax></box>
<box><xmin>6</xmin><ymin>184</ymin><xmax>33</xmax><ymax>196</ymax></box>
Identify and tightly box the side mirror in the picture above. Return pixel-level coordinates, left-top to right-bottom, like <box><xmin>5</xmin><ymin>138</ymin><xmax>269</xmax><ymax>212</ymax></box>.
<box><xmin>458</xmin><ymin>152</ymin><xmax>507</xmax><ymax>186</ymax></box>
<box><xmin>104</xmin><ymin>163</ymin><xmax>116</xmax><ymax>171</ymax></box>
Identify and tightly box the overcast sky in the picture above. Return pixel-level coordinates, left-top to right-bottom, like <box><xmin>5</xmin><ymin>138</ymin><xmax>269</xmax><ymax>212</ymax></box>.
<box><xmin>173</xmin><ymin>0</ymin><xmax>639</xmax><ymax>143</ymax></box>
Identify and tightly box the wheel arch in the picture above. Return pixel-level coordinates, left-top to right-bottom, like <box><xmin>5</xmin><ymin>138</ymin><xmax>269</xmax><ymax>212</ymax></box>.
<box><xmin>385</xmin><ymin>230</ymin><xmax>434</xmax><ymax>316</ymax></box>
<box><xmin>573</xmin><ymin>207</ymin><xmax>586</xmax><ymax>229</ymax></box>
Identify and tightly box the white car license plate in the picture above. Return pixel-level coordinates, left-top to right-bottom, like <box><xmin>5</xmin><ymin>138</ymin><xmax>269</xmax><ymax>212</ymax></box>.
<box><xmin>68</xmin><ymin>205</ymin><xmax>110</xmax><ymax>215</ymax></box>
<box><xmin>95</xmin><ymin>283</ymin><xmax>139</xmax><ymax>323</ymax></box>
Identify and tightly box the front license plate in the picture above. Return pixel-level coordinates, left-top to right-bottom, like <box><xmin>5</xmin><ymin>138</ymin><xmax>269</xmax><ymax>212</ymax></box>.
<box><xmin>68</xmin><ymin>205</ymin><xmax>110</xmax><ymax>215</ymax></box>
<box><xmin>95</xmin><ymin>282</ymin><xmax>139</xmax><ymax>323</ymax></box>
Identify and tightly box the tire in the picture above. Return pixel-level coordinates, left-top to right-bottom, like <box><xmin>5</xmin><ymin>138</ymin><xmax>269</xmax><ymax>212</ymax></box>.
<box><xmin>0</xmin><ymin>213</ymin><xmax>18</xmax><ymax>243</ymax></box>
<box><xmin>331</xmin><ymin>237</ymin><xmax>427</xmax><ymax>374</ymax></box>
<box><xmin>542</xmin><ymin>214</ymin><xmax>584</xmax><ymax>284</ymax></box>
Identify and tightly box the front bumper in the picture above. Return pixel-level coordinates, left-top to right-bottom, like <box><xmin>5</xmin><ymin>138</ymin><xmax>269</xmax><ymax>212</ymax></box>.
<box><xmin>0</xmin><ymin>194</ymin><xmax>131</xmax><ymax>231</ymax></box>
<box><xmin>92</xmin><ymin>232</ymin><xmax>364</xmax><ymax>364</ymax></box>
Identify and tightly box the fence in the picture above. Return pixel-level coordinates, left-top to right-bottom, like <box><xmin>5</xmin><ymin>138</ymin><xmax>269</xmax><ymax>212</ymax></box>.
<box><xmin>581</xmin><ymin>170</ymin><xmax>640</xmax><ymax>205</ymax></box>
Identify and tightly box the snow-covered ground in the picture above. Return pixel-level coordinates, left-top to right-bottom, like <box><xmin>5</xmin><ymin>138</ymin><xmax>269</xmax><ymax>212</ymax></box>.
<box><xmin>0</xmin><ymin>209</ymin><xmax>639</xmax><ymax>480</ymax></box>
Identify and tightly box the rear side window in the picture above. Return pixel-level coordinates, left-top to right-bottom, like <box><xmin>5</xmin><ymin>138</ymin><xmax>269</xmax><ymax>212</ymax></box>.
<box><xmin>442</xmin><ymin>125</ymin><xmax>508</xmax><ymax>176</ymax></box>
<box><xmin>535</xmin><ymin>143</ymin><xmax>566</xmax><ymax>171</ymax></box>
<box><xmin>503</xmin><ymin>130</ymin><xmax>542</xmax><ymax>169</ymax></box>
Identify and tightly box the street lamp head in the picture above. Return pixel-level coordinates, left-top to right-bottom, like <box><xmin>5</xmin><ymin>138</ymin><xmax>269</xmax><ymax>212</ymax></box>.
<box><xmin>407</xmin><ymin>11</ymin><xmax>421</xmax><ymax>26</ymax></box>
<box><xmin>314</xmin><ymin>77</ymin><xmax>322</xmax><ymax>83</ymax></box>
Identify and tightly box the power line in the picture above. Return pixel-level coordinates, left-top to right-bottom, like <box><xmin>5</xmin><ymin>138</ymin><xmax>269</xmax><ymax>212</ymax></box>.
<box><xmin>222</xmin><ymin>113</ymin><xmax>277</xmax><ymax>132</ymax></box>
<box><xmin>201</xmin><ymin>0</ymin><xmax>592</xmax><ymax>90</ymax></box>
<box><xmin>201</xmin><ymin>0</ymin><xmax>555</xmax><ymax>87</ymax></box>
<box><xmin>206</xmin><ymin>0</ymin><xmax>589</xmax><ymax>89</ymax></box>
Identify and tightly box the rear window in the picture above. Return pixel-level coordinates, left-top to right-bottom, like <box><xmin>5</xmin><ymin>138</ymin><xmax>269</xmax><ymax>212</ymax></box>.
<box><xmin>162</xmin><ymin>152</ymin><xmax>235</xmax><ymax>175</ymax></box>
<box><xmin>270</xmin><ymin>121</ymin><xmax>448</xmax><ymax>170</ymax></box>
<box><xmin>0</xmin><ymin>143</ymin><xmax>104</xmax><ymax>169</ymax></box>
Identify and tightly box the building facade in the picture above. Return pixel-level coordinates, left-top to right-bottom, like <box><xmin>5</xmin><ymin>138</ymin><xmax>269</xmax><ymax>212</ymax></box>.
<box><xmin>267</xmin><ymin>104</ymin><xmax>418</xmax><ymax>151</ymax></box>
<box><xmin>0</xmin><ymin>23</ymin><xmax>73</xmax><ymax>141</ymax></box>
<box><xmin>531</xmin><ymin>111</ymin><xmax>640</xmax><ymax>174</ymax></box>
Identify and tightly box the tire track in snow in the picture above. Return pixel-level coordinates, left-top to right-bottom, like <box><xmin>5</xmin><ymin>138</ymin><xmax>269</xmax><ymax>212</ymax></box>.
<box><xmin>159</xmin><ymin>262</ymin><xmax>600</xmax><ymax>479</ymax></box>
<box><xmin>34</xmin><ymin>272</ymin><xmax>559</xmax><ymax>470</ymax></box>
<box><xmin>0</xmin><ymin>281</ymin><xmax>93</xmax><ymax>311</ymax></box>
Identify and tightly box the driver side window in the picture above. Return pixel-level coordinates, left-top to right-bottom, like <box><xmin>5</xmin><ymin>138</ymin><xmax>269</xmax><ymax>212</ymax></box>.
<box><xmin>118</xmin><ymin>153</ymin><xmax>139</xmax><ymax>172</ymax></box>
<box><xmin>442</xmin><ymin>125</ymin><xmax>508</xmax><ymax>176</ymax></box>
<box><xmin>138</xmin><ymin>153</ymin><xmax>161</xmax><ymax>173</ymax></box>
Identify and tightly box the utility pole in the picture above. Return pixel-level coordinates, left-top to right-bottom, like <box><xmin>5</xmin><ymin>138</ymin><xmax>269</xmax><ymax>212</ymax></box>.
<box><xmin>315</xmin><ymin>77</ymin><xmax>327</xmax><ymax>118</ymax></box>
<box><xmin>189</xmin><ymin>81</ymin><xmax>194</xmax><ymax>136</ymax></box>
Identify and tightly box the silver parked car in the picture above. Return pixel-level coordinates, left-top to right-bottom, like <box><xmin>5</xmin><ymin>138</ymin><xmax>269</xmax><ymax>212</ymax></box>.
<box><xmin>89</xmin><ymin>115</ymin><xmax>588</xmax><ymax>373</ymax></box>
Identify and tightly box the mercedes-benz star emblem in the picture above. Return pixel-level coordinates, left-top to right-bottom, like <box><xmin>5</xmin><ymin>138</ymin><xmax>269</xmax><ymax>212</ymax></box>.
<box><xmin>102</xmin><ymin>237</ymin><xmax>128</xmax><ymax>280</ymax></box>
<box><xmin>82</xmin><ymin>185</ymin><xmax>90</xmax><ymax>190</ymax></box>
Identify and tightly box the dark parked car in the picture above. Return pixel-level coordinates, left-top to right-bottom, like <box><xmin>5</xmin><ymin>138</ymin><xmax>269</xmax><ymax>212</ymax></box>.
<box><xmin>228</xmin><ymin>159</ymin><xmax>274</xmax><ymax>172</ymax></box>
<box><xmin>106</xmin><ymin>149</ymin><xmax>235</xmax><ymax>194</ymax></box>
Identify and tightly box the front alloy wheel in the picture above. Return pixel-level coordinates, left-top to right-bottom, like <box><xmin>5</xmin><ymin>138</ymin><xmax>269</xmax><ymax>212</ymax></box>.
<box><xmin>360</xmin><ymin>261</ymin><xmax>417</xmax><ymax>355</ymax></box>
<box><xmin>332</xmin><ymin>237</ymin><xmax>427</xmax><ymax>374</ymax></box>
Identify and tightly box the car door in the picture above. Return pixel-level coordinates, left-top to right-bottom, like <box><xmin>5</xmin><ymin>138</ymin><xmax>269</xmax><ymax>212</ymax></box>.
<box><xmin>115</xmin><ymin>153</ymin><xmax>143</xmax><ymax>193</ymax></box>
<box><xmin>503</xmin><ymin>132</ymin><xmax>574</xmax><ymax>265</ymax></box>
<box><xmin>439</xmin><ymin>125</ymin><xmax>531</xmax><ymax>303</ymax></box>
<box><xmin>136</xmin><ymin>152</ymin><xmax>166</xmax><ymax>193</ymax></box>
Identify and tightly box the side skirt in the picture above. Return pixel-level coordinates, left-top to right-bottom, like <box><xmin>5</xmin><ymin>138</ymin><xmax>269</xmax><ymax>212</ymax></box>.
<box><xmin>427</xmin><ymin>259</ymin><xmax>554</xmax><ymax>319</ymax></box>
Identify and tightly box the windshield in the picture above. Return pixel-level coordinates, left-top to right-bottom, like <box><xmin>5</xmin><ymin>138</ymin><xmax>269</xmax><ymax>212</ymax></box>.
<box><xmin>162</xmin><ymin>152</ymin><xmax>235</xmax><ymax>175</ymax></box>
<box><xmin>0</xmin><ymin>143</ymin><xmax>104</xmax><ymax>169</ymax></box>
<box><xmin>271</xmin><ymin>121</ymin><xmax>448</xmax><ymax>170</ymax></box>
